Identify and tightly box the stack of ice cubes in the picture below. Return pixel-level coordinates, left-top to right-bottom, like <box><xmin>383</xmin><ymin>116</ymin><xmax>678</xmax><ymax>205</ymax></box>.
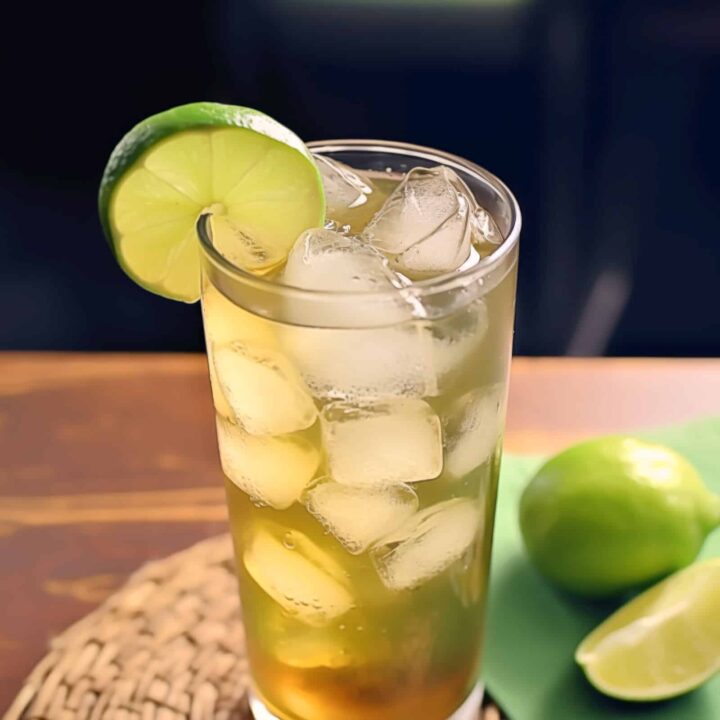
<box><xmin>279</xmin><ymin>157</ymin><xmax>497</xmax><ymax>402</ymax></box>
<box><xmin>207</xmin><ymin>155</ymin><xmax>504</xmax><ymax>622</ymax></box>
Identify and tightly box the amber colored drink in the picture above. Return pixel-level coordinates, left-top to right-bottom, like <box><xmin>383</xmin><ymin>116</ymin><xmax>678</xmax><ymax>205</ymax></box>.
<box><xmin>198</xmin><ymin>141</ymin><xmax>520</xmax><ymax>720</ymax></box>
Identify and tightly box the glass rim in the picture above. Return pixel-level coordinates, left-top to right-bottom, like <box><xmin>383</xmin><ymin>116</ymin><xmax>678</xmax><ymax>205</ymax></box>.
<box><xmin>197</xmin><ymin>138</ymin><xmax>521</xmax><ymax>301</ymax></box>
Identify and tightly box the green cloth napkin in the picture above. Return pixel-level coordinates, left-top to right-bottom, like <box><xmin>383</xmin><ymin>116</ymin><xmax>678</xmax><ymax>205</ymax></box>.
<box><xmin>485</xmin><ymin>417</ymin><xmax>720</xmax><ymax>719</ymax></box>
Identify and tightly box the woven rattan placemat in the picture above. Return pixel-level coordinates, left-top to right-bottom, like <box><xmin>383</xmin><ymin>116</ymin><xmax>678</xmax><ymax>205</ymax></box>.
<box><xmin>4</xmin><ymin>534</ymin><xmax>501</xmax><ymax>720</ymax></box>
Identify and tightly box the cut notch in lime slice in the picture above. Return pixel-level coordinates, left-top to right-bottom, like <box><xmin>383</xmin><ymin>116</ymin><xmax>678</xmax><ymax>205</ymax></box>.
<box><xmin>99</xmin><ymin>102</ymin><xmax>325</xmax><ymax>302</ymax></box>
<box><xmin>576</xmin><ymin>557</ymin><xmax>720</xmax><ymax>701</ymax></box>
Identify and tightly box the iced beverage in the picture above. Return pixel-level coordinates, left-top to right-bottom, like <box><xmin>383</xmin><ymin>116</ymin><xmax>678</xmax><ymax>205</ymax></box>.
<box><xmin>199</xmin><ymin>141</ymin><xmax>519</xmax><ymax>720</ymax></box>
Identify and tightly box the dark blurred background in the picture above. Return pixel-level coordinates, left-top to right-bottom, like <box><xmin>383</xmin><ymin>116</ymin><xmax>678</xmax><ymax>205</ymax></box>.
<box><xmin>2</xmin><ymin>0</ymin><xmax>719</xmax><ymax>356</ymax></box>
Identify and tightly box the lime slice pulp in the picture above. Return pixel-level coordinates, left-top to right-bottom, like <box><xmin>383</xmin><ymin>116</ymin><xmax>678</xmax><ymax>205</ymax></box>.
<box><xmin>99</xmin><ymin>102</ymin><xmax>325</xmax><ymax>302</ymax></box>
<box><xmin>576</xmin><ymin>557</ymin><xmax>720</xmax><ymax>701</ymax></box>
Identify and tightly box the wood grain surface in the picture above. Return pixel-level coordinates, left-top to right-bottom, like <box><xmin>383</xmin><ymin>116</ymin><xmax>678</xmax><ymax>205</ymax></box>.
<box><xmin>1</xmin><ymin>353</ymin><xmax>720</xmax><ymax>713</ymax></box>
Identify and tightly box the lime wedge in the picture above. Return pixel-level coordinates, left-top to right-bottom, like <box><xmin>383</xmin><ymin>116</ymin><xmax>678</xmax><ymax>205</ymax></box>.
<box><xmin>99</xmin><ymin>102</ymin><xmax>325</xmax><ymax>302</ymax></box>
<box><xmin>576</xmin><ymin>558</ymin><xmax>720</xmax><ymax>701</ymax></box>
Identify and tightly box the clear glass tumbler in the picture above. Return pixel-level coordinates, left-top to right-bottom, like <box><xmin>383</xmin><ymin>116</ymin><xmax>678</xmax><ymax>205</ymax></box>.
<box><xmin>197</xmin><ymin>140</ymin><xmax>521</xmax><ymax>720</ymax></box>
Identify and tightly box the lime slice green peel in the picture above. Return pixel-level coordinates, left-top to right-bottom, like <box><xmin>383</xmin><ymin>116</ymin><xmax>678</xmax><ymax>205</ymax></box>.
<box><xmin>99</xmin><ymin>102</ymin><xmax>325</xmax><ymax>302</ymax></box>
<box><xmin>98</xmin><ymin>101</ymin><xmax>318</xmax><ymax>243</ymax></box>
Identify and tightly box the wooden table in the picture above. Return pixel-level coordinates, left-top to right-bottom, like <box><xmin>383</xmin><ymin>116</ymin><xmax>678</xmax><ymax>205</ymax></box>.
<box><xmin>2</xmin><ymin>353</ymin><xmax>720</xmax><ymax>712</ymax></box>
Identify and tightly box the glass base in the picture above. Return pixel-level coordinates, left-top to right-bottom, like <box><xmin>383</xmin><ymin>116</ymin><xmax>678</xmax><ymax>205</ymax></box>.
<box><xmin>249</xmin><ymin>681</ymin><xmax>484</xmax><ymax>720</ymax></box>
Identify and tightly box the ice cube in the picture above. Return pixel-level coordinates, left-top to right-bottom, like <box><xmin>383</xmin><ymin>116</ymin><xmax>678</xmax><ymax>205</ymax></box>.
<box><xmin>202</xmin><ymin>282</ymin><xmax>277</xmax><ymax>348</ymax></box>
<box><xmin>216</xmin><ymin>417</ymin><xmax>320</xmax><ymax>509</ymax></box>
<box><xmin>281</xmin><ymin>322</ymin><xmax>434</xmax><ymax>401</ymax></box>
<box><xmin>282</xmin><ymin>228</ymin><xmax>414</xmax><ymax>326</ymax></box>
<box><xmin>472</xmin><ymin>206</ymin><xmax>504</xmax><ymax>247</ymax></box>
<box><xmin>444</xmin><ymin>384</ymin><xmax>504</xmax><ymax>478</ymax></box>
<box><xmin>244</xmin><ymin>524</ymin><xmax>354</xmax><ymax>626</ymax></box>
<box><xmin>314</xmin><ymin>155</ymin><xmax>374</xmax><ymax>216</ymax></box>
<box><xmin>363</xmin><ymin>167</ymin><xmax>474</xmax><ymax>278</ymax></box>
<box><xmin>372</xmin><ymin>498</ymin><xmax>480</xmax><ymax>590</ymax></box>
<box><xmin>321</xmin><ymin>399</ymin><xmax>443</xmax><ymax>487</ymax></box>
<box><xmin>211</xmin><ymin>341</ymin><xmax>317</xmax><ymax>436</ymax></box>
<box><xmin>272</xmin><ymin>619</ymin><xmax>391</xmax><ymax>671</ymax></box>
<box><xmin>283</xmin><ymin>228</ymin><xmax>402</xmax><ymax>294</ymax></box>
<box><xmin>274</xmin><ymin>633</ymin><xmax>352</xmax><ymax>670</ymax></box>
<box><xmin>422</xmin><ymin>299</ymin><xmax>489</xmax><ymax>393</ymax></box>
<box><xmin>202</xmin><ymin>283</ymin><xmax>280</xmax><ymax>420</ymax></box>
<box><xmin>304</xmin><ymin>481</ymin><xmax>419</xmax><ymax>554</ymax></box>
<box><xmin>450</xmin><ymin>533</ymin><xmax>485</xmax><ymax>608</ymax></box>
<box><xmin>208</xmin><ymin>213</ymin><xmax>287</xmax><ymax>274</ymax></box>
<box><xmin>313</xmin><ymin>155</ymin><xmax>390</xmax><ymax>234</ymax></box>
<box><xmin>259</xmin><ymin>604</ymin><xmax>353</xmax><ymax>669</ymax></box>
<box><xmin>207</xmin><ymin>355</ymin><xmax>234</xmax><ymax>421</ymax></box>
<box><xmin>279</xmin><ymin>229</ymin><xmax>437</xmax><ymax>399</ymax></box>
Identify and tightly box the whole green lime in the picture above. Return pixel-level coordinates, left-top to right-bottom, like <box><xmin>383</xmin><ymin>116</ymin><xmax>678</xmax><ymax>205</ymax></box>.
<box><xmin>519</xmin><ymin>436</ymin><xmax>720</xmax><ymax>597</ymax></box>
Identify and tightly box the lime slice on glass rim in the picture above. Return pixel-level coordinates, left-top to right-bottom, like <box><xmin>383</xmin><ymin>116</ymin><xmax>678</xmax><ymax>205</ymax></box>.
<box><xmin>576</xmin><ymin>557</ymin><xmax>720</xmax><ymax>701</ymax></box>
<box><xmin>99</xmin><ymin>102</ymin><xmax>325</xmax><ymax>302</ymax></box>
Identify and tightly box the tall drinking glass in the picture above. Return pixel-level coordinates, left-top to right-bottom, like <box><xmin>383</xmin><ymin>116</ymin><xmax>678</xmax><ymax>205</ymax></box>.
<box><xmin>197</xmin><ymin>140</ymin><xmax>520</xmax><ymax>720</ymax></box>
